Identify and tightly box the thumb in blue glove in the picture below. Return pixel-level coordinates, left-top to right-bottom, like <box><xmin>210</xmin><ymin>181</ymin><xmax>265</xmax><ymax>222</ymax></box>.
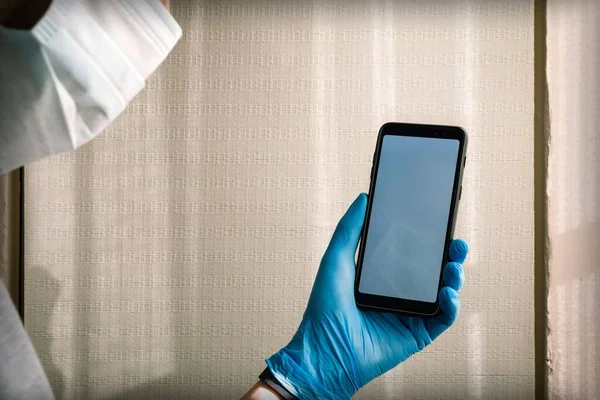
<box><xmin>266</xmin><ymin>193</ymin><xmax>469</xmax><ymax>399</ymax></box>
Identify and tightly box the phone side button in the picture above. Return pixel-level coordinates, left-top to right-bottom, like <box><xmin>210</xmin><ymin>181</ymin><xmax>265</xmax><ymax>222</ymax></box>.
<box><xmin>459</xmin><ymin>186</ymin><xmax>462</xmax><ymax>200</ymax></box>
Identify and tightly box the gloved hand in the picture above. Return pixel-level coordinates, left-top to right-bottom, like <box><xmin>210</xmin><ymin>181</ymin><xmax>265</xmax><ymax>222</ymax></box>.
<box><xmin>266</xmin><ymin>193</ymin><xmax>469</xmax><ymax>399</ymax></box>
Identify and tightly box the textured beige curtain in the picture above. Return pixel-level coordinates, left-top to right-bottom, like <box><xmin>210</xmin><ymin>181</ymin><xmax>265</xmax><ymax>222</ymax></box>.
<box><xmin>23</xmin><ymin>1</ymin><xmax>535</xmax><ymax>399</ymax></box>
<box><xmin>546</xmin><ymin>0</ymin><xmax>600</xmax><ymax>398</ymax></box>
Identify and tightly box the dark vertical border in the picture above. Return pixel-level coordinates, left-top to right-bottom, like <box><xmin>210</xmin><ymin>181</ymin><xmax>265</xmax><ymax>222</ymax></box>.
<box><xmin>534</xmin><ymin>0</ymin><xmax>549</xmax><ymax>399</ymax></box>
<box><xmin>18</xmin><ymin>166</ymin><xmax>24</xmax><ymax>321</ymax></box>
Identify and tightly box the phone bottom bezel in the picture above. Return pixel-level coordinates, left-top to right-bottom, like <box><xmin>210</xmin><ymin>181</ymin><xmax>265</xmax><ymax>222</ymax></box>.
<box><xmin>355</xmin><ymin>294</ymin><xmax>440</xmax><ymax>317</ymax></box>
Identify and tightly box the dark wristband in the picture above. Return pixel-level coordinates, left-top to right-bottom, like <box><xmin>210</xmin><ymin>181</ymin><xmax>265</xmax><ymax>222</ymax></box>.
<box><xmin>259</xmin><ymin>367</ymin><xmax>297</xmax><ymax>400</ymax></box>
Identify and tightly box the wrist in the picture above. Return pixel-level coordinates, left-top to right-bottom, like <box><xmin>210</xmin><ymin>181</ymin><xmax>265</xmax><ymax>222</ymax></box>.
<box><xmin>259</xmin><ymin>367</ymin><xmax>297</xmax><ymax>399</ymax></box>
<box><xmin>241</xmin><ymin>381</ymin><xmax>284</xmax><ymax>400</ymax></box>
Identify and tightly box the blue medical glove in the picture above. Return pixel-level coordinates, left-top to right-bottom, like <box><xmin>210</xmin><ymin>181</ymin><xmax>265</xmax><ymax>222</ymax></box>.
<box><xmin>266</xmin><ymin>193</ymin><xmax>469</xmax><ymax>399</ymax></box>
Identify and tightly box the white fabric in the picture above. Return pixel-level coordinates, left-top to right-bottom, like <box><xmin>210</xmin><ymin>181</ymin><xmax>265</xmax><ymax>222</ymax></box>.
<box><xmin>0</xmin><ymin>282</ymin><xmax>55</xmax><ymax>400</ymax></box>
<box><xmin>0</xmin><ymin>1</ymin><xmax>180</xmax><ymax>399</ymax></box>
<box><xmin>0</xmin><ymin>0</ymin><xmax>181</xmax><ymax>174</ymax></box>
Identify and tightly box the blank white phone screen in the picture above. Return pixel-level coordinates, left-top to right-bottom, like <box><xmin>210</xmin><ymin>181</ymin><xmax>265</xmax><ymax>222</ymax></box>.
<box><xmin>358</xmin><ymin>135</ymin><xmax>460</xmax><ymax>303</ymax></box>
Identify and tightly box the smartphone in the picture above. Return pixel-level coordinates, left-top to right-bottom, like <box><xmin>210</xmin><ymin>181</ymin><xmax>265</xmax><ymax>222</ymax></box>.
<box><xmin>354</xmin><ymin>122</ymin><xmax>468</xmax><ymax>316</ymax></box>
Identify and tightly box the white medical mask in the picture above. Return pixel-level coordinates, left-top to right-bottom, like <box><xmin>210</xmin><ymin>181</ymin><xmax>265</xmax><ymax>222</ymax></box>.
<box><xmin>0</xmin><ymin>0</ymin><xmax>181</xmax><ymax>174</ymax></box>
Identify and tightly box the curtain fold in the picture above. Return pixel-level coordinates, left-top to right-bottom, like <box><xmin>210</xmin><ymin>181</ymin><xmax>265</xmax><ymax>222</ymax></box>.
<box><xmin>546</xmin><ymin>0</ymin><xmax>600</xmax><ymax>398</ymax></box>
<box><xmin>23</xmin><ymin>1</ymin><xmax>535</xmax><ymax>399</ymax></box>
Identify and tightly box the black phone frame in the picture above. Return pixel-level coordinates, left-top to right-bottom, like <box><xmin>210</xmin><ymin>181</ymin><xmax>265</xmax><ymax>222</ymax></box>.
<box><xmin>354</xmin><ymin>122</ymin><xmax>468</xmax><ymax>316</ymax></box>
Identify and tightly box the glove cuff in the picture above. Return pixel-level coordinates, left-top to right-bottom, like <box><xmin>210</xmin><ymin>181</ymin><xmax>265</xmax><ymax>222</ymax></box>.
<box><xmin>266</xmin><ymin>350</ymin><xmax>352</xmax><ymax>400</ymax></box>
<box><xmin>259</xmin><ymin>367</ymin><xmax>297</xmax><ymax>399</ymax></box>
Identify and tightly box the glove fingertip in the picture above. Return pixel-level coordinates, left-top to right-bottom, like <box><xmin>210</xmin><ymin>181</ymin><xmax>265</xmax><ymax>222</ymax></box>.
<box><xmin>443</xmin><ymin>262</ymin><xmax>464</xmax><ymax>292</ymax></box>
<box><xmin>449</xmin><ymin>239</ymin><xmax>469</xmax><ymax>263</ymax></box>
<box><xmin>329</xmin><ymin>194</ymin><xmax>367</xmax><ymax>251</ymax></box>
<box><xmin>439</xmin><ymin>286</ymin><xmax>460</xmax><ymax>323</ymax></box>
<box><xmin>355</xmin><ymin>193</ymin><xmax>368</xmax><ymax>213</ymax></box>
